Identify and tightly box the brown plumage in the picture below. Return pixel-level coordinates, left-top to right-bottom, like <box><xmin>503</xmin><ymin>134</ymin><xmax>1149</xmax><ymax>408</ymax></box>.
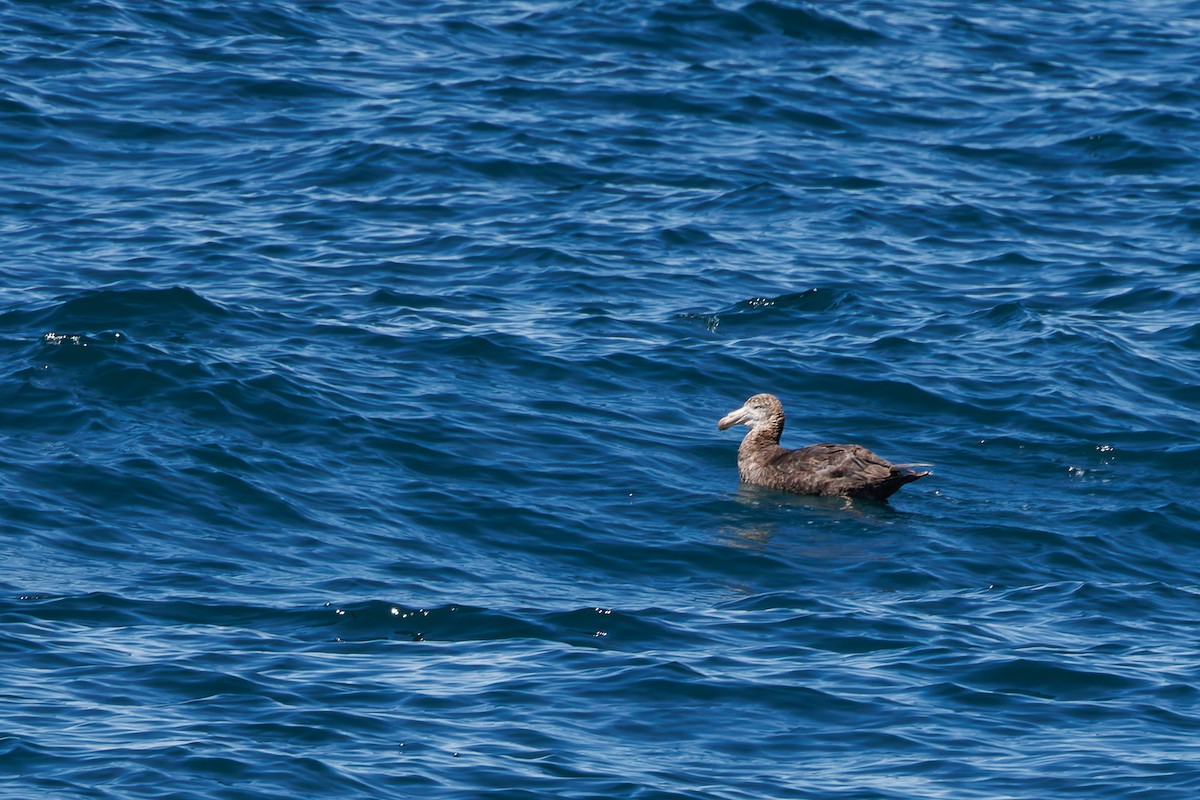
<box><xmin>717</xmin><ymin>393</ymin><xmax>930</xmax><ymax>501</ymax></box>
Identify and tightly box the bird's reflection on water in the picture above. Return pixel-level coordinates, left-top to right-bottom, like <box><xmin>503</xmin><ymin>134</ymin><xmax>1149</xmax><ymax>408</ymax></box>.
<box><xmin>716</xmin><ymin>483</ymin><xmax>913</xmax><ymax>556</ymax></box>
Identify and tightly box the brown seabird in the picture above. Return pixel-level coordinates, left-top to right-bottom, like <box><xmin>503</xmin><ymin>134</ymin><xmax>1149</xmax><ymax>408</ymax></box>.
<box><xmin>718</xmin><ymin>393</ymin><xmax>930</xmax><ymax>501</ymax></box>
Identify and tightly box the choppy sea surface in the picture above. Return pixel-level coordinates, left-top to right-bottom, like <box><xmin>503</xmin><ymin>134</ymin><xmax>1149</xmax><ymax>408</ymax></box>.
<box><xmin>3</xmin><ymin>1</ymin><xmax>1200</xmax><ymax>797</ymax></box>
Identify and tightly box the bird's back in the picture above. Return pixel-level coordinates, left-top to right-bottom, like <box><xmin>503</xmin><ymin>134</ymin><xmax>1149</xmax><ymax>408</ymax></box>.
<box><xmin>739</xmin><ymin>441</ymin><xmax>928</xmax><ymax>500</ymax></box>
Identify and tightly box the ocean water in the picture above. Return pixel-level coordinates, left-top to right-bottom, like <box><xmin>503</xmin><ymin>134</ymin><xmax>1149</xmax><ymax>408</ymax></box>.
<box><xmin>2</xmin><ymin>0</ymin><xmax>1200</xmax><ymax>797</ymax></box>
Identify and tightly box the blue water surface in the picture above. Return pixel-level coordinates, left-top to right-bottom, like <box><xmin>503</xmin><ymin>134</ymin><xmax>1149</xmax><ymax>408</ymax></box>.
<box><xmin>3</xmin><ymin>1</ymin><xmax>1200</xmax><ymax>798</ymax></box>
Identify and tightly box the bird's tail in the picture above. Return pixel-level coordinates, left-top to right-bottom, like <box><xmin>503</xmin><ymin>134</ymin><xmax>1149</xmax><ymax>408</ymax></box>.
<box><xmin>856</xmin><ymin>468</ymin><xmax>930</xmax><ymax>501</ymax></box>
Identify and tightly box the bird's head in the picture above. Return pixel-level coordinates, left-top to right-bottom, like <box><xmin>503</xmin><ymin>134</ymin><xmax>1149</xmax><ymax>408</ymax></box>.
<box><xmin>718</xmin><ymin>393</ymin><xmax>784</xmax><ymax>431</ymax></box>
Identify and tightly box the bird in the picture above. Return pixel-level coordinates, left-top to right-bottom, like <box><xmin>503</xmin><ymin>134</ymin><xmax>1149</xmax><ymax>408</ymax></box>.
<box><xmin>717</xmin><ymin>393</ymin><xmax>930</xmax><ymax>501</ymax></box>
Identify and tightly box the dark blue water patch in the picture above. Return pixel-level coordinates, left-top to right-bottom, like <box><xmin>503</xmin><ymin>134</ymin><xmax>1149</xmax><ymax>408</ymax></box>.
<box><xmin>675</xmin><ymin>287</ymin><xmax>858</xmax><ymax>334</ymax></box>
<box><xmin>316</xmin><ymin>600</ymin><xmax>713</xmax><ymax>653</ymax></box>
<box><xmin>11</xmin><ymin>286</ymin><xmax>225</xmax><ymax>337</ymax></box>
